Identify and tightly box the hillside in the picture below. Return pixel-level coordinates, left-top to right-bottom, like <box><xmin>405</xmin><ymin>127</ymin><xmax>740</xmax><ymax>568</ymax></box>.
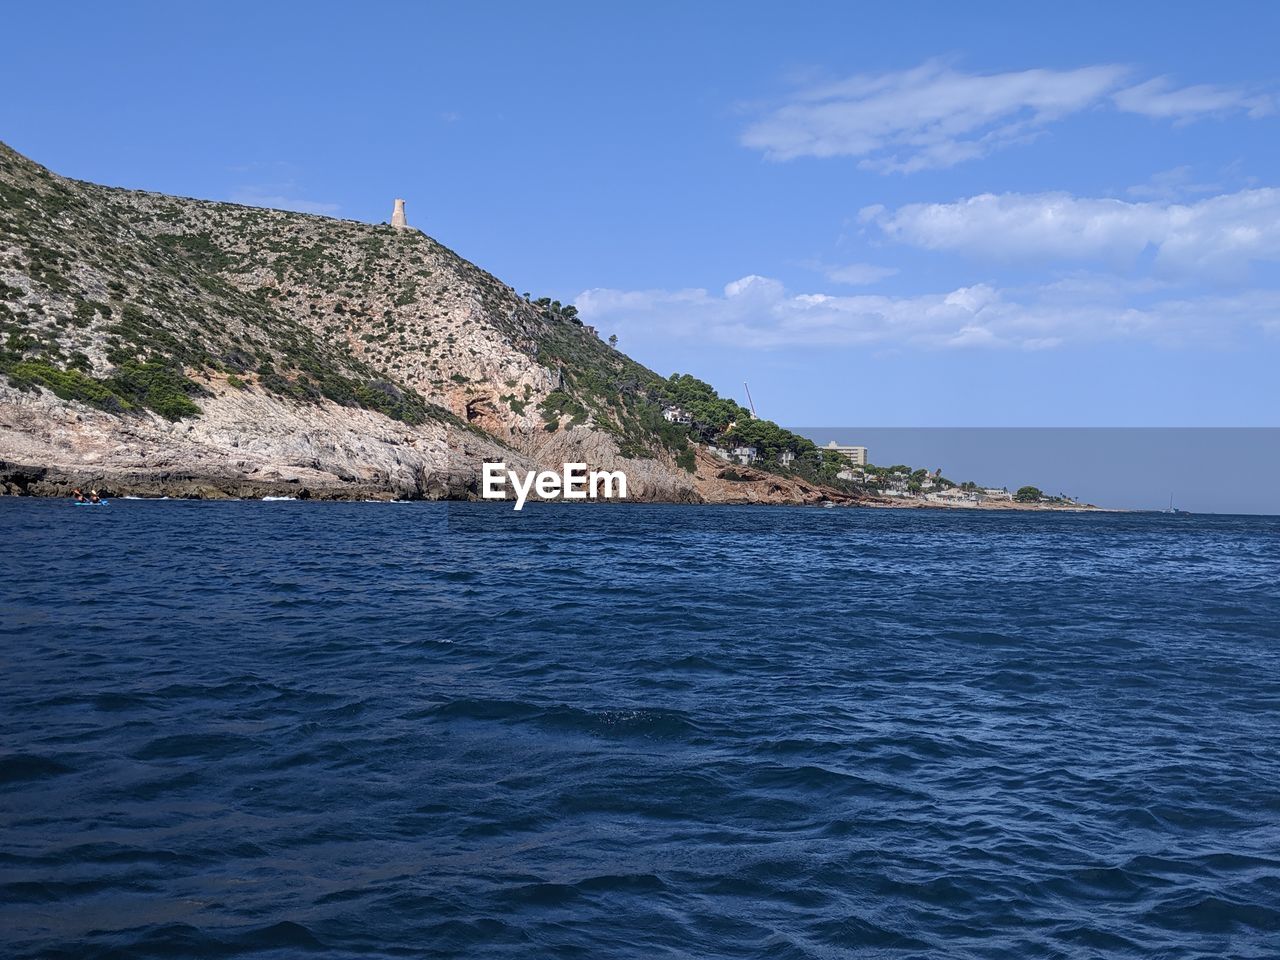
<box><xmin>0</xmin><ymin>141</ymin><xmax>856</xmax><ymax>504</ymax></box>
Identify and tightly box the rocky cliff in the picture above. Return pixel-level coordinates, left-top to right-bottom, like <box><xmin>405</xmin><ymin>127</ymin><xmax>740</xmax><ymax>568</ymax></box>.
<box><xmin>0</xmin><ymin>142</ymin><xmax>856</xmax><ymax>505</ymax></box>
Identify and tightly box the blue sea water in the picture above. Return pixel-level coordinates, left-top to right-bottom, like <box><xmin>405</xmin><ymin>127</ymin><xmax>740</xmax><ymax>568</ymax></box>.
<box><xmin>1</xmin><ymin>499</ymin><xmax>1278</xmax><ymax>959</ymax></box>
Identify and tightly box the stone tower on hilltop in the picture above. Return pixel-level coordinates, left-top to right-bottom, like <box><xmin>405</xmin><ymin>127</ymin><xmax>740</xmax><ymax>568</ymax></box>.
<box><xmin>390</xmin><ymin>198</ymin><xmax>409</xmax><ymax>230</ymax></box>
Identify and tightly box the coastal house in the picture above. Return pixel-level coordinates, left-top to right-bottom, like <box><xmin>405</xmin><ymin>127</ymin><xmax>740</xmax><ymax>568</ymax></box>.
<box><xmin>731</xmin><ymin>445</ymin><xmax>759</xmax><ymax>465</ymax></box>
<box><xmin>982</xmin><ymin>488</ymin><xmax>1013</xmax><ymax>501</ymax></box>
<box><xmin>779</xmin><ymin>450</ymin><xmax>796</xmax><ymax>466</ymax></box>
<box><xmin>707</xmin><ymin>445</ymin><xmax>731</xmax><ymax>460</ymax></box>
<box><xmin>662</xmin><ymin>406</ymin><xmax>693</xmax><ymax>425</ymax></box>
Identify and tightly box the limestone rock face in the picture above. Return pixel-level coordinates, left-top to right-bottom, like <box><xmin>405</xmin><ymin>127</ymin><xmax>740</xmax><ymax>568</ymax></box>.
<box><xmin>1</xmin><ymin>378</ymin><xmax>856</xmax><ymax>505</ymax></box>
<box><xmin>0</xmin><ymin>378</ymin><xmax>486</xmax><ymax>500</ymax></box>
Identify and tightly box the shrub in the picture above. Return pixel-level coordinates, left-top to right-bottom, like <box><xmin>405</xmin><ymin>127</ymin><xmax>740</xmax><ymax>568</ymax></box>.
<box><xmin>106</xmin><ymin>360</ymin><xmax>203</xmax><ymax>420</ymax></box>
<box><xmin>4</xmin><ymin>360</ymin><xmax>130</xmax><ymax>413</ymax></box>
<box><xmin>540</xmin><ymin>389</ymin><xmax>587</xmax><ymax>427</ymax></box>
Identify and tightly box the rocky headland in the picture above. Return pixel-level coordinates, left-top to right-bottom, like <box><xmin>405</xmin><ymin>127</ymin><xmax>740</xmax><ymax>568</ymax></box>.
<box><xmin>0</xmin><ymin>142</ymin><xmax>867</xmax><ymax>506</ymax></box>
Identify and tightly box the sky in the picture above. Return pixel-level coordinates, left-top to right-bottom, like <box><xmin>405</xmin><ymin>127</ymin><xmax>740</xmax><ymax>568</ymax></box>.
<box><xmin>3</xmin><ymin>1</ymin><xmax>1279</xmax><ymax>432</ymax></box>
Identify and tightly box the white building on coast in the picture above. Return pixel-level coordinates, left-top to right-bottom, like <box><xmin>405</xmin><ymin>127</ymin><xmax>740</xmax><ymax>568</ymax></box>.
<box><xmin>824</xmin><ymin>441</ymin><xmax>868</xmax><ymax>466</ymax></box>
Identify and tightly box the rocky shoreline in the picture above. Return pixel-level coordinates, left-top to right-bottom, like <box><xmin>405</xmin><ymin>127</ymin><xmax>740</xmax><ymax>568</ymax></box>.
<box><xmin>0</xmin><ymin>378</ymin><xmax>865</xmax><ymax>507</ymax></box>
<box><xmin>0</xmin><ymin>384</ymin><xmax>1098</xmax><ymax>510</ymax></box>
<box><xmin>0</xmin><ymin>455</ymin><xmax>1100</xmax><ymax>511</ymax></box>
<box><xmin>0</xmin><ymin>460</ymin><xmax>454</xmax><ymax>502</ymax></box>
<box><xmin>0</xmin><ymin>455</ymin><xmax>856</xmax><ymax>506</ymax></box>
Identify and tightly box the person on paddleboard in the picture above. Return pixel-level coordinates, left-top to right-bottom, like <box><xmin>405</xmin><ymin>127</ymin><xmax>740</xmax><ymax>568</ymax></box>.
<box><xmin>73</xmin><ymin>488</ymin><xmax>87</xmax><ymax>503</ymax></box>
<box><xmin>89</xmin><ymin>489</ymin><xmax>101</xmax><ymax>504</ymax></box>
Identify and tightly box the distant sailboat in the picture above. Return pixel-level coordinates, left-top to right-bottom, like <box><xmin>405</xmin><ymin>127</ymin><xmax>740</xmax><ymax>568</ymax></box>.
<box><xmin>1164</xmin><ymin>494</ymin><xmax>1190</xmax><ymax>515</ymax></box>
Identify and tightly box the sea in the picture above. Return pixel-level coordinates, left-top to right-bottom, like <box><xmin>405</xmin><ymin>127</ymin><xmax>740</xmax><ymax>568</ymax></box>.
<box><xmin>2</xmin><ymin>499</ymin><xmax>1277</xmax><ymax>959</ymax></box>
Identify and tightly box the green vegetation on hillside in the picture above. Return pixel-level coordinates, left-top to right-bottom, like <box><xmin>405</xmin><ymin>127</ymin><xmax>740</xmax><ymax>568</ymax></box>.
<box><xmin>531</xmin><ymin>297</ymin><xmax>582</xmax><ymax>326</ymax></box>
<box><xmin>0</xmin><ymin>141</ymin><xmax>444</xmax><ymax>426</ymax></box>
<box><xmin>528</xmin><ymin>298</ymin><xmax>688</xmax><ymax>460</ymax></box>
<box><xmin>653</xmin><ymin>374</ymin><xmax>855</xmax><ymax>480</ymax></box>
<box><xmin>1</xmin><ymin>355</ymin><xmax>203</xmax><ymax>420</ymax></box>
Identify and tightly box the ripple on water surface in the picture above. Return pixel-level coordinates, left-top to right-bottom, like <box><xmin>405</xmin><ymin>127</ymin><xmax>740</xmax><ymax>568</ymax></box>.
<box><xmin>1</xmin><ymin>500</ymin><xmax>1278</xmax><ymax>959</ymax></box>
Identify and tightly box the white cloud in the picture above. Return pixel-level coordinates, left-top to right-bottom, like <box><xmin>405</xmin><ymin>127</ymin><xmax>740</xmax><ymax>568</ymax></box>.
<box><xmin>864</xmin><ymin>188</ymin><xmax>1280</xmax><ymax>278</ymax></box>
<box><xmin>824</xmin><ymin>262</ymin><xmax>899</xmax><ymax>285</ymax></box>
<box><xmin>576</xmin><ymin>274</ymin><xmax>1279</xmax><ymax>351</ymax></box>
<box><xmin>1127</xmin><ymin>165</ymin><xmax>1222</xmax><ymax>200</ymax></box>
<box><xmin>1113</xmin><ymin>77</ymin><xmax>1273</xmax><ymax>120</ymax></box>
<box><xmin>741</xmin><ymin>61</ymin><xmax>1271</xmax><ymax>172</ymax></box>
<box><xmin>229</xmin><ymin>185</ymin><xmax>340</xmax><ymax>216</ymax></box>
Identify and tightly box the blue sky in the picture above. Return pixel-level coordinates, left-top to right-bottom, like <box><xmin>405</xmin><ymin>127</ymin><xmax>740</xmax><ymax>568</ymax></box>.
<box><xmin>4</xmin><ymin>1</ymin><xmax>1279</xmax><ymax>427</ymax></box>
